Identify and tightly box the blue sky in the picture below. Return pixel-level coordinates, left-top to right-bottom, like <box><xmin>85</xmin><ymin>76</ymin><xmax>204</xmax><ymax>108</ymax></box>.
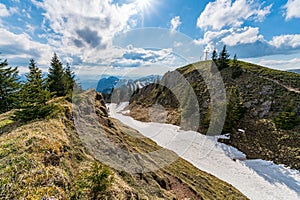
<box><xmin>0</xmin><ymin>0</ymin><xmax>300</xmax><ymax>80</ymax></box>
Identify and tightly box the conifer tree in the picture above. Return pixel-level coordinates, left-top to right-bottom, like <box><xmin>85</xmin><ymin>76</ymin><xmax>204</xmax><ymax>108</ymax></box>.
<box><xmin>0</xmin><ymin>58</ymin><xmax>20</xmax><ymax>113</ymax></box>
<box><xmin>15</xmin><ymin>59</ymin><xmax>53</xmax><ymax>121</ymax></box>
<box><xmin>222</xmin><ymin>87</ymin><xmax>245</xmax><ymax>133</ymax></box>
<box><xmin>47</xmin><ymin>53</ymin><xmax>65</xmax><ymax>96</ymax></box>
<box><xmin>233</xmin><ymin>54</ymin><xmax>238</xmax><ymax>66</ymax></box>
<box><xmin>212</xmin><ymin>49</ymin><xmax>218</xmax><ymax>62</ymax></box>
<box><xmin>231</xmin><ymin>53</ymin><xmax>243</xmax><ymax>79</ymax></box>
<box><xmin>27</xmin><ymin>59</ymin><xmax>43</xmax><ymax>85</ymax></box>
<box><xmin>64</xmin><ymin>62</ymin><xmax>76</xmax><ymax>95</ymax></box>
<box><xmin>218</xmin><ymin>45</ymin><xmax>230</xmax><ymax>70</ymax></box>
<box><xmin>22</xmin><ymin>59</ymin><xmax>50</xmax><ymax>105</ymax></box>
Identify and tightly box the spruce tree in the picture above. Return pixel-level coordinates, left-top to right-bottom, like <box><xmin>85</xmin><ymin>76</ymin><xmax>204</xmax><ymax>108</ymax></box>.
<box><xmin>233</xmin><ymin>54</ymin><xmax>238</xmax><ymax>66</ymax></box>
<box><xmin>15</xmin><ymin>59</ymin><xmax>53</xmax><ymax>121</ymax></box>
<box><xmin>212</xmin><ymin>49</ymin><xmax>218</xmax><ymax>62</ymax></box>
<box><xmin>223</xmin><ymin>87</ymin><xmax>245</xmax><ymax>133</ymax></box>
<box><xmin>231</xmin><ymin>54</ymin><xmax>243</xmax><ymax>79</ymax></box>
<box><xmin>64</xmin><ymin>62</ymin><xmax>76</xmax><ymax>95</ymax></box>
<box><xmin>22</xmin><ymin>59</ymin><xmax>50</xmax><ymax>105</ymax></box>
<box><xmin>27</xmin><ymin>59</ymin><xmax>43</xmax><ymax>85</ymax></box>
<box><xmin>218</xmin><ymin>45</ymin><xmax>230</xmax><ymax>70</ymax></box>
<box><xmin>0</xmin><ymin>58</ymin><xmax>20</xmax><ymax>113</ymax></box>
<box><xmin>47</xmin><ymin>53</ymin><xmax>66</xmax><ymax>96</ymax></box>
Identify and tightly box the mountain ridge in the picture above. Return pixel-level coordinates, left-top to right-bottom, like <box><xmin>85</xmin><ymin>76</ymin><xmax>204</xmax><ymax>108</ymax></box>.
<box><xmin>96</xmin><ymin>75</ymin><xmax>161</xmax><ymax>94</ymax></box>
<box><xmin>128</xmin><ymin>60</ymin><xmax>300</xmax><ymax>170</ymax></box>
<box><xmin>0</xmin><ymin>90</ymin><xmax>247</xmax><ymax>199</ymax></box>
<box><xmin>288</xmin><ymin>69</ymin><xmax>300</xmax><ymax>74</ymax></box>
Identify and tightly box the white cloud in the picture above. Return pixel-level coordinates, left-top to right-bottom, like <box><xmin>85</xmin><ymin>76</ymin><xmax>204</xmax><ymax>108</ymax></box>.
<box><xmin>170</xmin><ymin>16</ymin><xmax>182</xmax><ymax>32</ymax></box>
<box><xmin>257</xmin><ymin>58</ymin><xmax>300</xmax><ymax>70</ymax></box>
<box><xmin>103</xmin><ymin>45</ymin><xmax>177</xmax><ymax>68</ymax></box>
<box><xmin>25</xmin><ymin>23</ymin><xmax>36</xmax><ymax>35</ymax></box>
<box><xmin>0</xmin><ymin>28</ymin><xmax>53</xmax><ymax>67</ymax></box>
<box><xmin>283</xmin><ymin>0</ymin><xmax>300</xmax><ymax>20</ymax></box>
<box><xmin>173</xmin><ymin>41</ymin><xmax>183</xmax><ymax>47</ymax></box>
<box><xmin>256</xmin><ymin>4</ymin><xmax>272</xmax><ymax>21</ymax></box>
<box><xmin>9</xmin><ymin>7</ymin><xmax>18</xmax><ymax>15</ymax></box>
<box><xmin>75</xmin><ymin>63</ymin><xmax>176</xmax><ymax>79</ymax></box>
<box><xmin>0</xmin><ymin>3</ymin><xmax>10</xmax><ymax>17</ymax></box>
<box><xmin>269</xmin><ymin>34</ymin><xmax>300</xmax><ymax>48</ymax></box>
<box><xmin>0</xmin><ymin>3</ymin><xmax>18</xmax><ymax>18</ymax></box>
<box><xmin>194</xmin><ymin>26</ymin><xmax>263</xmax><ymax>50</ymax></box>
<box><xmin>194</xmin><ymin>29</ymin><xmax>230</xmax><ymax>45</ymax></box>
<box><xmin>194</xmin><ymin>26</ymin><xmax>300</xmax><ymax>59</ymax></box>
<box><xmin>25</xmin><ymin>0</ymin><xmax>190</xmax><ymax>75</ymax></box>
<box><xmin>31</xmin><ymin>0</ymin><xmax>140</xmax><ymax>63</ymax></box>
<box><xmin>222</xmin><ymin>27</ymin><xmax>263</xmax><ymax>46</ymax></box>
<box><xmin>197</xmin><ymin>0</ymin><xmax>272</xmax><ymax>30</ymax></box>
<box><xmin>74</xmin><ymin>46</ymin><xmax>187</xmax><ymax>78</ymax></box>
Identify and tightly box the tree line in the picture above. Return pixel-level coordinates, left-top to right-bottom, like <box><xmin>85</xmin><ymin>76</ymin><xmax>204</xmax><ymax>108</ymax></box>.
<box><xmin>0</xmin><ymin>53</ymin><xmax>78</xmax><ymax>121</ymax></box>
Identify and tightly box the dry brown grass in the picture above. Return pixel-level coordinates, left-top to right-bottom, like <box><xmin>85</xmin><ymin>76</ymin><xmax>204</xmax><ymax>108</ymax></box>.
<box><xmin>0</xmin><ymin>92</ymin><xmax>248</xmax><ymax>199</ymax></box>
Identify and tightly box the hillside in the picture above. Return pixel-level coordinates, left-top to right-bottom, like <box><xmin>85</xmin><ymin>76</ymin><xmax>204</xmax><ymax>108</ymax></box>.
<box><xmin>110</xmin><ymin>102</ymin><xmax>300</xmax><ymax>200</ymax></box>
<box><xmin>0</xmin><ymin>91</ymin><xmax>247</xmax><ymax>199</ymax></box>
<box><xmin>128</xmin><ymin>60</ymin><xmax>300</xmax><ymax>170</ymax></box>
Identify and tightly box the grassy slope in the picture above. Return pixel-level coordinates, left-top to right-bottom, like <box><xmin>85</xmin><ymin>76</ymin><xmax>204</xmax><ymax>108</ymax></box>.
<box><xmin>239</xmin><ymin>61</ymin><xmax>300</xmax><ymax>90</ymax></box>
<box><xmin>0</xmin><ymin>91</ymin><xmax>247</xmax><ymax>199</ymax></box>
<box><xmin>0</xmin><ymin>99</ymin><xmax>92</xmax><ymax>199</ymax></box>
<box><xmin>129</xmin><ymin>60</ymin><xmax>300</xmax><ymax>170</ymax></box>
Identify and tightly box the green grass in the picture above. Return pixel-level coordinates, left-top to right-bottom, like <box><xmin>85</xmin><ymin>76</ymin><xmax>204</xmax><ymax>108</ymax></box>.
<box><xmin>238</xmin><ymin>60</ymin><xmax>300</xmax><ymax>89</ymax></box>
<box><xmin>0</xmin><ymin>110</ymin><xmax>15</xmax><ymax>129</ymax></box>
<box><xmin>0</xmin><ymin>119</ymin><xmax>14</xmax><ymax>129</ymax></box>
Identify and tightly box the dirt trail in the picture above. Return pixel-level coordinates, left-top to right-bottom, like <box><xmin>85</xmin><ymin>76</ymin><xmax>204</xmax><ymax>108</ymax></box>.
<box><xmin>262</xmin><ymin>76</ymin><xmax>300</xmax><ymax>94</ymax></box>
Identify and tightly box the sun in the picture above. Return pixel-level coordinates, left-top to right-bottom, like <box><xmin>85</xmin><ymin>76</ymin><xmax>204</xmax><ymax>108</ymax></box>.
<box><xmin>136</xmin><ymin>0</ymin><xmax>152</xmax><ymax>10</ymax></box>
<box><xmin>135</xmin><ymin>0</ymin><xmax>157</xmax><ymax>26</ymax></box>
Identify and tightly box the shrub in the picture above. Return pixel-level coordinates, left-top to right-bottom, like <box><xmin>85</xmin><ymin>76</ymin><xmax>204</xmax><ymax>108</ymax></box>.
<box><xmin>71</xmin><ymin>162</ymin><xmax>114</xmax><ymax>199</ymax></box>
<box><xmin>13</xmin><ymin>104</ymin><xmax>56</xmax><ymax>122</ymax></box>
<box><xmin>273</xmin><ymin>112</ymin><xmax>298</xmax><ymax>130</ymax></box>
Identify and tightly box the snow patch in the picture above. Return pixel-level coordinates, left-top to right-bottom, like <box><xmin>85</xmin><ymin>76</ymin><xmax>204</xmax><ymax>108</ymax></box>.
<box><xmin>238</xmin><ymin>129</ymin><xmax>245</xmax><ymax>133</ymax></box>
<box><xmin>108</xmin><ymin>103</ymin><xmax>300</xmax><ymax>200</ymax></box>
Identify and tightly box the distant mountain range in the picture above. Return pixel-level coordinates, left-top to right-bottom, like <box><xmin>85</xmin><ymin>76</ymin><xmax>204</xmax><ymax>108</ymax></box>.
<box><xmin>96</xmin><ymin>75</ymin><xmax>161</xmax><ymax>94</ymax></box>
<box><xmin>288</xmin><ymin>69</ymin><xmax>300</xmax><ymax>74</ymax></box>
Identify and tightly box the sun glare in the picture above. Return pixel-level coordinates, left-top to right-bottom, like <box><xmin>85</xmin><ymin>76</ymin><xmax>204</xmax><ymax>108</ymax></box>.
<box><xmin>136</xmin><ymin>0</ymin><xmax>152</xmax><ymax>10</ymax></box>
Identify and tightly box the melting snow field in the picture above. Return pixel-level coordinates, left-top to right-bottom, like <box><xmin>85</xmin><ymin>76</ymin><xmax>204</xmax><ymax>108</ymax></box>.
<box><xmin>108</xmin><ymin>103</ymin><xmax>300</xmax><ymax>200</ymax></box>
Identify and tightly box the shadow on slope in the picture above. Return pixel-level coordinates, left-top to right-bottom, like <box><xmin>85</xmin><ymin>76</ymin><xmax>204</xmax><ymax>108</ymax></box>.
<box><xmin>245</xmin><ymin>160</ymin><xmax>300</xmax><ymax>195</ymax></box>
